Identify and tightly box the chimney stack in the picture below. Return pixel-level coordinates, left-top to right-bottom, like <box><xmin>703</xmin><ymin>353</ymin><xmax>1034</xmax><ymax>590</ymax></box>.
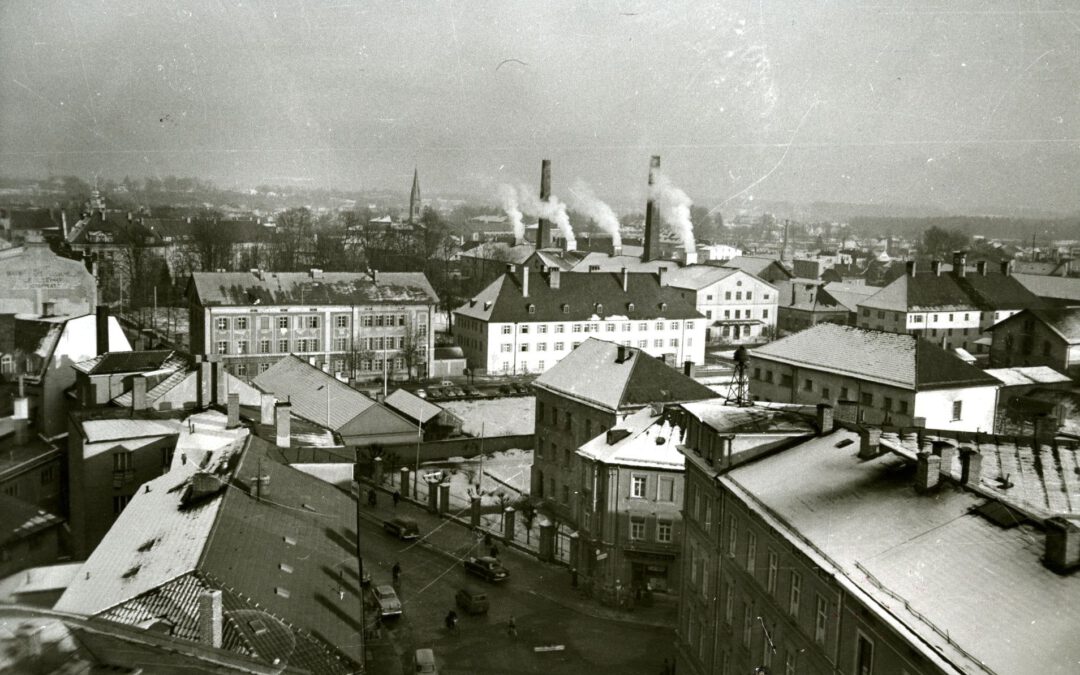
<box><xmin>858</xmin><ymin>427</ymin><xmax>882</xmax><ymax>459</ymax></box>
<box><xmin>932</xmin><ymin>440</ymin><xmax>957</xmax><ymax>471</ymax></box>
<box><xmin>213</xmin><ymin>359</ymin><xmax>227</xmax><ymax>406</ymax></box>
<box><xmin>260</xmin><ymin>393</ymin><xmax>276</xmax><ymax>425</ymax></box>
<box><xmin>197</xmin><ymin>358</ymin><xmax>212</xmax><ymax>409</ymax></box>
<box><xmin>906</xmin><ymin>260</ymin><xmax>917</xmax><ymax>277</ymax></box>
<box><xmin>132</xmin><ymin>375</ymin><xmax>148</xmax><ymax>412</ymax></box>
<box><xmin>616</xmin><ymin>344</ymin><xmax>629</xmax><ymax>364</ymax></box>
<box><xmin>915</xmin><ymin>452</ymin><xmax>942</xmax><ymax>493</ymax></box>
<box><xmin>275</xmin><ymin>401</ymin><xmax>291</xmax><ymax>448</ymax></box>
<box><xmin>959</xmin><ymin>447</ymin><xmax>982</xmax><ymax>486</ymax></box>
<box><xmin>198</xmin><ymin>589</ymin><xmax>223</xmax><ymax>649</ymax></box>
<box><xmin>1044</xmin><ymin>516</ymin><xmax>1080</xmax><ymax>574</ymax></box>
<box><xmin>816</xmin><ymin>403</ymin><xmax>834</xmax><ymax>434</ymax></box>
<box><xmin>227</xmin><ymin>393</ymin><xmax>240</xmax><ymax>429</ymax></box>
<box><xmin>952</xmin><ymin>251</ymin><xmax>967</xmax><ymax>277</ymax></box>
<box><xmin>684</xmin><ymin>249</ymin><xmax>698</xmax><ymax>266</ymax></box>
<box><xmin>657</xmin><ymin>266</ymin><xmax>667</xmax><ymax>286</ymax></box>
<box><xmin>612</xmin><ymin>245</ymin><xmax>623</xmax><ymax>257</ymax></box>
<box><xmin>538</xmin><ymin>159</ymin><xmax>552</xmax><ymax>249</ymax></box>
<box><xmin>95</xmin><ymin>306</ymin><xmax>109</xmax><ymax>356</ymax></box>
<box><xmin>521</xmin><ymin>265</ymin><xmax>529</xmax><ymax>298</ymax></box>
<box><xmin>1000</xmin><ymin>260</ymin><xmax>1013</xmax><ymax>277</ymax></box>
<box><xmin>643</xmin><ymin>155</ymin><xmax>661</xmax><ymax>263</ymax></box>
<box><xmin>930</xmin><ymin>260</ymin><xmax>942</xmax><ymax>276</ymax></box>
<box><xmin>683</xmin><ymin>360</ymin><xmax>695</xmax><ymax>378</ymax></box>
<box><xmin>976</xmin><ymin>260</ymin><xmax>988</xmax><ymax>276</ymax></box>
<box><xmin>621</xmin><ymin>267</ymin><xmax>629</xmax><ymax>292</ymax></box>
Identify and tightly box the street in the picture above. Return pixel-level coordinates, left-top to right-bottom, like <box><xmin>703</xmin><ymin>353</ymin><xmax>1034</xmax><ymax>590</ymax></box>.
<box><xmin>356</xmin><ymin>498</ymin><xmax>678</xmax><ymax>674</ymax></box>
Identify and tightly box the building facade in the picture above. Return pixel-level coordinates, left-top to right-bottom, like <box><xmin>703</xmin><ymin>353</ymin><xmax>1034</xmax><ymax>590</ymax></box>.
<box><xmin>989</xmin><ymin>308</ymin><xmax>1080</xmax><ymax>379</ymax></box>
<box><xmin>664</xmin><ymin>266</ymin><xmax>779</xmax><ymax>344</ymax></box>
<box><xmin>188</xmin><ymin>270</ymin><xmax>438</xmax><ymax>382</ymax></box>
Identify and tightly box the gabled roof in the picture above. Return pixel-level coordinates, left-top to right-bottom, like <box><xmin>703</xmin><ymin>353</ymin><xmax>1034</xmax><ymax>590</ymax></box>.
<box><xmin>578</xmin><ymin>408</ymin><xmax>684</xmax><ymax>470</ymax></box>
<box><xmin>253</xmin><ymin>355</ymin><xmax>375</xmax><ymax>430</ymax></box>
<box><xmin>533</xmin><ymin>338</ymin><xmax>719</xmax><ymax>412</ymax></box>
<box><xmin>983</xmin><ymin>366</ymin><xmax>1072</xmax><ymax>387</ymax></box>
<box><xmin>384</xmin><ymin>389</ymin><xmax>442</xmax><ymax>425</ymax></box>
<box><xmin>993</xmin><ymin>307</ymin><xmax>1080</xmax><ymax>344</ymax></box>
<box><xmin>530</xmin><ymin>249</ymin><xmax>674</xmax><ymax>275</ymax></box>
<box><xmin>821</xmin><ymin>281</ymin><xmax>877</xmax><ymax>313</ymax></box>
<box><xmin>189</xmin><ymin>270</ymin><xmax>437</xmax><ymax>306</ymax></box>
<box><xmin>721</xmin><ymin>256</ymin><xmax>793</xmax><ymax>280</ymax></box>
<box><xmin>663</xmin><ymin>265</ymin><xmax>740</xmax><ymax>291</ymax></box>
<box><xmin>860</xmin><ymin>270</ymin><xmax>1041</xmax><ymax>313</ymax></box>
<box><xmin>74</xmin><ymin>350</ymin><xmax>183</xmax><ymax>375</ymax></box>
<box><xmin>1015</xmin><ymin>273</ymin><xmax>1080</xmax><ymax>303</ymax></box>
<box><xmin>453</xmin><ymin>270</ymin><xmax>703</xmax><ymax>323</ymax></box>
<box><xmin>56</xmin><ymin>430</ymin><xmax>364</xmax><ymax>673</ymax></box>
<box><xmin>751</xmin><ymin>323</ymin><xmax>1001</xmax><ymax>391</ymax></box>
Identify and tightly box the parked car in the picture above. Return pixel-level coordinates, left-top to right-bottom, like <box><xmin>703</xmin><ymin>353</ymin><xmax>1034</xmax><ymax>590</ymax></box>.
<box><xmin>440</xmin><ymin>380</ymin><xmax>455</xmax><ymax>387</ymax></box>
<box><xmin>414</xmin><ymin>648</ymin><xmax>438</xmax><ymax>674</ymax></box>
<box><xmin>415</xmin><ymin>389</ymin><xmax>427</xmax><ymax>399</ymax></box>
<box><xmin>371</xmin><ymin>584</ymin><xmax>402</xmax><ymax>618</ymax></box>
<box><xmin>451</xmin><ymin>387</ymin><xmax>467</xmax><ymax>398</ymax></box>
<box><xmin>455</xmin><ymin>587</ymin><xmax>490</xmax><ymax>615</ymax></box>
<box><xmin>383</xmin><ymin>516</ymin><xmax>420</xmax><ymax>540</ymax></box>
<box><xmin>427</xmin><ymin>387</ymin><xmax>445</xmax><ymax>400</ymax></box>
<box><xmin>464</xmin><ymin>386</ymin><xmax>481</xmax><ymax>397</ymax></box>
<box><xmin>498</xmin><ymin>384</ymin><xmax>513</xmax><ymax>395</ymax></box>
<box><xmin>513</xmin><ymin>383</ymin><xmax>531</xmax><ymax>395</ymax></box>
<box><xmin>463</xmin><ymin>556</ymin><xmax>509</xmax><ymax>582</ymax></box>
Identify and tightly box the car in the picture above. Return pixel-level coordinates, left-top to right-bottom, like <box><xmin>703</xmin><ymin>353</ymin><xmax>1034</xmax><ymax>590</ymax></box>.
<box><xmin>415</xmin><ymin>389</ymin><xmax>427</xmax><ymax>399</ymax></box>
<box><xmin>513</xmin><ymin>383</ymin><xmax>531</xmax><ymax>395</ymax></box>
<box><xmin>498</xmin><ymin>384</ymin><xmax>513</xmax><ymax>395</ymax></box>
<box><xmin>427</xmin><ymin>387</ymin><xmax>445</xmax><ymax>400</ymax></box>
<box><xmin>414</xmin><ymin>648</ymin><xmax>438</xmax><ymax>674</ymax></box>
<box><xmin>440</xmin><ymin>380</ymin><xmax>455</xmax><ymax>387</ymax></box>
<box><xmin>462</xmin><ymin>556</ymin><xmax>509</xmax><ymax>582</ymax></box>
<box><xmin>451</xmin><ymin>387</ymin><xmax>467</xmax><ymax>398</ymax></box>
<box><xmin>464</xmin><ymin>386</ymin><xmax>481</xmax><ymax>397</ymax></box>
<box><xmin>371</xmin><ymin>584</ymin><xmax>402</xmax><ymax>618</ymax></box>
<box><xmin>383</xmin><ymin>516</ymin><xmax>420</xmax><ymax>540</ymax></box>
<box><xmin>455</xmin><ymin>587</ymin><xmax>490</xmax><ymax>615</ymax></box>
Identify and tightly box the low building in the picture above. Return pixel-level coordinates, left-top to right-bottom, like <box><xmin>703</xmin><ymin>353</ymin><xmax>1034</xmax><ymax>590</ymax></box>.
<box><xmin>188</xmin><ymin>269</ymin><xmax>438</xmax><ymax>382</ymax></box>
<box><xmin>0</xmin><ymin>493</ymin><xmax>64</xmax><ymax>579</ymax></box>
<box><xmin>1014</xmin><ymin>273</ymin><xmax>1080</xmax><ymax>306</ymax></box>
<box><xmin>453</xmin><ymin>266</ymin><xmax>706</xmax><ymax>376</ymax></box>
<box><xmin>750</xmin><ymin>323</ymin><xmax>1001</xmax><ymax>432</ymax></box>
<box><xmin>989</xmin><ymin>307</ymin><xmax>1080</xmax><ymax>379</ymax></box>
<box><xmin>384</xmin><ymin>388</ymin><xmax>461</xmax><ymax>437</ymax></box>
<box><xmin>984</xmin><ymin>366</ymin><xmax>1074</xmax><ymax>434</ymax></box>
<box><xmin>663</xmin><ymin>266</ymin><xmax>779</xmax><ymax>344</ymax></box>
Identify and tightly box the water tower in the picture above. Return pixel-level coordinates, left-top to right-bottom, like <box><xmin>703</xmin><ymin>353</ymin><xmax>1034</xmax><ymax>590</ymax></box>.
<box><xmin>724</xmin><ymin>345</ymin><xmax>752</xmax><ymax>407</ymax></box>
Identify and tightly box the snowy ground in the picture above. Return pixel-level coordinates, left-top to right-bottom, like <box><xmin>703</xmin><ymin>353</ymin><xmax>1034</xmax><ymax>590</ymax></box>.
<box><xmin>417</xmin><ymin>447</ymin><xmax>533</xmax><ymax>505</ymax></box>
<box><xmin>440</xmin><ymin>397</ymin><xmax>535</xmax><ymax>437</ymax></box>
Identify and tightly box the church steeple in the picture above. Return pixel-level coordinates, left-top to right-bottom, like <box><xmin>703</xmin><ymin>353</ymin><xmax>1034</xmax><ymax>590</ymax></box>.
<box><xmin>408</xmin><ymin>168</ymin><xmax>422</xmax><ymax>225</ymax></box>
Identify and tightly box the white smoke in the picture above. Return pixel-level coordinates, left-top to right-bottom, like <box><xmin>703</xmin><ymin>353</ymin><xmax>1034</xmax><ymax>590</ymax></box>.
<box><xmin>497</xmin><ymin>184</ymin><xmax>525</xmax><ymax>244</ymax></box>
<box><xmin>650</xmin><ymin>172</ymin><xmax>696</xmax><ymax>253</ymax></box>
<box><xmin>515</xmin><ymin>182</ymin><xmax>576</xmax><ymax>249</ymax></box>
<box><xmin>568</xmin><ymin>180</ymin><xmax>621</xmax><ymax>248</ymax></box>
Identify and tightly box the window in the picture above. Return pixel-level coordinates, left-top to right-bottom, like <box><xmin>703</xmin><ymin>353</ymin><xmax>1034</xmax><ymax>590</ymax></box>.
<box><xmin>554</xmin><ymin>341</ymin><xmax>565</xmax><ymax>351</ymax></box>
<box><xmin>746</xmin><ymin>531</ymin><xmax>756</xmax><ymax>571</ymax></box>
<box><xmin>278</xmin><ymin>339</ymin><xmax>289</xmax><ymax>352</ymax></box>
<box><xmin>501</xmin><ymin>325</ymin><xmax>511</xmax><ymax>334</ymax></box>
<box><xmin>856</xmin><ymin>632</ymin><xmax>875</xmax><ymax>675</ymax></box>
<box><xmin>306</xmin><ymin>316</ymin><xmax>320</xmax><ymax>329</ymax></box>
<box><xmin>639</xmin><ymin>322</ymin><xmax>648</xmax><ymax>331</ymax></box>
<box><xmin>216</xmin><ymin>317</ymin><xmax>228</xmax><ymax>331</ymax></box>
<box><xmin>573</xmin><ymin>324</ymin><xmax>583</xmax><ymax>333</ymax></box>
<box><xmin>361</xmin><ymin>314</ymin><xmax>373</xmax><ymax>327</ymax></box>
<box><xmin>767</xmin><ymin>551</ymin><xmax>778</xmax><ymax>593</ymax></box>
<box><xmin>40</xmin><ymin>465</ymin><xmax>55</xmax><ymax>485</ymax></box>
<box><xmin>658</xmin><ymin>476</ymin><xmax>674</xmax><ymax>501</ymax></box>
<box><xmin>235</xmin><ymin>317</ymin><xmax>248</xmax><ymax>330</ymax></box>
<box><xmin>259</xmin><ymin>339</ymin><xmax>271</xmax><ymax>353</ymax></box>
<box><xmin>899</xmin><ymin>400</ymin><xmax>910</xmax><ymax>415</ymax></box>
<box><xmin>780</xmin><ymin>374</ymin><xmax>793</xmax><ymax>388</ymax></box>
<box><xmin>235</xmin><ymin>363</ymin><xmax>247</xmax><ymax>376</ymax></box>
<box><xmin>742</xmin><ymin>603</ymin><xmax>753</xmax><ymax>647</ymax></box>
<box><xmin>763</xmin><ymin>308</ymin><xmax>769</xmax><ymax>319</ymax></box>
<box><xmin>562</xmin><ymin>484</ymin><xmax>570</xmax><ymax>504</ymax></box>
<box><xmin>765</xmin><ymin>370</ymin><xmax>774</xmax><ymax>383</ymax></box>
<box><xmin>520</xmin><ymin>344</ymin><xmax>529</xmax><ymax>352</ymax></box>
<box><xmin>727</xmin><ymin>516</ymin><xmax>738</xmax><ymax>556</ymax></box>
<box><xmin>521</xmin><ymin>325</ymin><xmax>529</xmax><ymax>334</ymax></box>
<box><xmin>112</xmin><ymin>494</ymin><xmax>132</xmax><ymax>515</ymax></box>
<box><xmin>537</xmin><ymin>342</ymin><xmax>547</xmax><ymax>351</ymax></box>
<box><xmin>236</xmin><ymin>340</ymin><xmax>249</xmax><ymax>355</ymax></box>
<box><xmin>621</xmin><ymin>323</ymin><xmax>631</xmax><ymax>332</ymax></box>
<box><xmin>725</xmin><ymin>291</ymin><xmax>732</xmax><ymax>300</ymax></box>
<box><xmin>638</xmin><ymin>340</ymin><xmax>647</xmax><ymax>348</ymax></box>
<box><xmin>669</xmin><ymin>338</ymin><xmax>679</xmax><ymax>347</ymax></box>
<box><xmin>736</xmin><ymin>291</ymin><xmax>742</xmax><ymax>300</ymax></box>
<box><xmin>822</xmin><ymin>386</ymin><xmax>831</xmax><ymax>400</ymax></box>
<box><xmin>861</xmin><ymin>308</ymin><xmax>869</xmax><ymax>317</ymax></box>
<box><xmin>952</xmin><ymin>400</ymin><xmax>962</xmax><ymax>421</ymax></box>
<box><xmin>861</xmin><ymin>391</ymin><xmax>873</xmax><ymax>406</ymax></box>
<box><xmin>789</xmin><ymin>572</ymin><xmax>801</xmax><ymax>616</ymax></box>
<box><xmin>803</xmin><ymin>378</ymin><xmax>813</xmax><ymax>392</ymax></box>
<box><xmin>655</xmin><ymin>321</ymin><xmax>664</xmax><ymax>331</ymax></box>
<box><xmin>561</xmin><ymin>304</ymin><xmax>570</xmax><ymax>314</ymax></box>
<box><xmin>3</xmin><ymin>484</ymin><xmax>18</xmax><ymax>497</ymax></box>
<box><xmin>216</xmin><ymin>341</ymin><xmax>228</xmax><ymax>355</ymax></box>
<box><xmin>815</xmin><ymin>595</ymin><xmax>828</xmax><ymax>644</ymax></box>
<box><xmin>631</xmin><ymin>475</ymin><xmax>647</xmax><ymax>498</ymax></box>
<box><xmin>335</xmin><ymin>315</ymin><xmax>349</xmax><ymax>328</ymax></box>
<box><xmin>278</xmin><ymin>316</ymin><xmax>289</xmax><ymax>329</ymax></box>
<box><xmin>333</xmin><ymin>337</ymin><xmax>347</xmax><ymax>351</ymax></box>
<box><xmin>375</xmin><ymin>315</ymin><xmax>384</xmax><ymax>327</ymax></box>
<box><xmin>657</xmin><ymin>520</ymin><xmax>672</xmax><ymax>543</ymax></box>
<box><xmin>630</xmin><ymin>518</ymin><xmax>645</xmax><ymax>540</ymax></box>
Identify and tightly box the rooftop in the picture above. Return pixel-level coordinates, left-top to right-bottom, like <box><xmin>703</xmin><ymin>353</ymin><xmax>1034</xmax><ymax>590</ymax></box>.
<box><xmin>189</xmin><ymin>270</ymin><xmax>438</xmax><ymax>307</ymax></box>
<box><xmin>984</xmin><ymin>366</ymin><xmax>1073</xmax><ymax>388</ymax></box>
<box><xmin>662</xmin><ymin>264</ymin><xmax>742</xmax><ymax>291</ymax></box>
<box><xmin>860</xmin><ymin>268</ymin><xmax>1041</xmax><ymax>313</ymax></box>
<box><xmin>1003</xmin><ymin>307</ymin><xmax>1080</xmax><ymax>344</ymax></box>
<box><xmin>253</xmin><ymin>355</ymin><xmax>375</xmax><ymax>430</ymax></box>
<box><xmin>578</xmin><ymin>408</ymin><xmax>685</xmax><ymax>470</ymax></box>
<box><xmin>678</xmin><ymin>400</ymin><xmax>819</xmax><ymax>435</ymax></box>
<box><xmin>384</xmin><ymin>388</ymin><xmax>442</xmax><ymax>425</ymax></box>
<box><xmin>74</xmin><ymin>350</ymin><xmax>183</xmax><ymax>375</ymax></box>
<box><xmin>0</xmin><ymin>493</ymin><xmax>62</xmax><ymax>546</ymax></box>
<box><xmin>720</xmin><ymin>256</ymin><xmax>793</xmax><ymax>279</ymax></box>
<box><xmin>1015</xmin><ymin>273</ymin><xmax>1080</xmax><ymax>303</ymax></box>
<box><xmin>751</xmin><ymin>323</ymin><xmax>1002</xmax><ymax>391</ymax></box>
<box><xmin>533</xmin><ymin>338</ymin><xmax>718</xmax><ymax>412</ymax></box>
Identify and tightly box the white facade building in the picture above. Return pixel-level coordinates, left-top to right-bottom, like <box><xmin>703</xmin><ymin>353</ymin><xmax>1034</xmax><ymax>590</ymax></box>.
<box><xmin>663</xmin><ymin>265</ymin><xmax>778</xmax><ymax>344</ymax></box>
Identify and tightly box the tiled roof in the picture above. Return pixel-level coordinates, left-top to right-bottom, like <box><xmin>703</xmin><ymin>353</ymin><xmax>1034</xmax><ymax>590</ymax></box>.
<box><xmin>533</xmin><ymin>338</ymin><xmax>718</xmax><ymax>411</ymax></box>
<box><xmin>860</xmin><ymin>270</ymin><xmax>1042</xmax><ymax>313</ymax></box>
<box><xmin>1015</xmin><ymin>273</ymin><xmax>1080</xmax><ymax>303</ymax></box>
<box><xmin>1022</xmin><ymin>307</ymin><xmax>1080</xmax><ymax>344</ymax></box>
<box><xmin>726</xmin><ymin>429</ymin><xmax>1080</xmax><ymax>675</ymax></box>
<box><xmin>453</xmin><ymin>270</ymin><xmax>703</xmax><ymax>323</ymax></box>
<box><xmin>720</xmin><ymin>256</ymin><xmax>793</xmax><ymax>279</ymax></box>
<box><xmin>384</xmin><ymin>389</ymin><xmax>442</xmax><ymax>425</ymax></box>
<box><xmin>751</xmin><ymin>323</ymin><xmax>1001</xmax><ymax>391</ymax></box>
<box><xmin>190</xmin><ymin>270</ymin><xmax>438</xmax><ymax>306</ymax></box>
<box><xmin>663</xmin><ymin>265</ymin><xmax>740</xmax><ymax>291</ymax></box>
<box><xmin>253</xmin><ymin>354</ymin><xmax>375</xmax><ymax>430</ymax></box>
<box><xmin>578</xmin><ymin>408</ymin><xmax>685</xmax><ymax>469</ymax></box>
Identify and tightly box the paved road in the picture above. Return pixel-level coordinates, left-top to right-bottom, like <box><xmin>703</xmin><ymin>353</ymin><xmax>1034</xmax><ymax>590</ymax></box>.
<box><xmin>357</xmin><ymin>508</ymin><xmax>677</xmax><ymax>674</ymax></box>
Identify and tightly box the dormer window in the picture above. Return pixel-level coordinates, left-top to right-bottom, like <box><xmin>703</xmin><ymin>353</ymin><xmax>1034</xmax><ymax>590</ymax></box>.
<box><xmin>562</xmin><ymin>304</ymin><xmax>570</xmax><ymax>314</ymax></box>
<box><xmin>527</xmin><ymin>304</ymin><xmax>536</xmax><ymax>314</ymax></box>
<box><xmin>659</xmin><ymin>302</ymin><xmax>668</xmax><ymax>311</ymax></box>
<box><xmin>627</xmin><ymin>302</ymin><xmax>635</xmax><ymax>312</ymax></box>
<box><xmin>484</xmin><ymin>301</ymin><xmax>492</xmax><ymax>310</ymax></box>
<box><xmin>596</xmin><ymin>303</ymin><xmax>604</xmax><ymax>314</ymax></box>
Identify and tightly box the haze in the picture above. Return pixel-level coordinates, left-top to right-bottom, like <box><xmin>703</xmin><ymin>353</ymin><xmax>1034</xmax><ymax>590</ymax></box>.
<box><xmin>1</xmin><ymin>0</ymin><xmax>1078</xmax><ymax>213</ymax></box>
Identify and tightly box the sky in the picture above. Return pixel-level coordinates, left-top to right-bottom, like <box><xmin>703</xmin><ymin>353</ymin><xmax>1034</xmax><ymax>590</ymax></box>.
<box><xmin>1</xmin><ymin>0</ymin><xmax>1079</xmax><ymax>214</ymax></box>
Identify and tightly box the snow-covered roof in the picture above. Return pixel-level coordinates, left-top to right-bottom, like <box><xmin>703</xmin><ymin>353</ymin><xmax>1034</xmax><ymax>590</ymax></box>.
<box><xmin>578</xmin><ymin>408</ymin><xmax>684</xmax><ymax>470</ymax></box>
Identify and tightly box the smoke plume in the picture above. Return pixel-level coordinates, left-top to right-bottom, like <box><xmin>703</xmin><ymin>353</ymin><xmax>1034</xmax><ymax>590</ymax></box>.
<box><xmin>650</xmin><ymin>172</ymin><xmax>695</xmax><ymax>252</ymax></box>
<box><xmin>516</xmin><ymin>182</ymin><xmax>576</xmax><ymax>249</ymax></box>
<box><xmin>497</xmin><ymin>184</ymin><xmax>525</xmax><ymax>244</ymax></box>
<box><xmin>569</xmin><ymin>180</ymin><xmax>621</xmax><ymax>248</ymax></box>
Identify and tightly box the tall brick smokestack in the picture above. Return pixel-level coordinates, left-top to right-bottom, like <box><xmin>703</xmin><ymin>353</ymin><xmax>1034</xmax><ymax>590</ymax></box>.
<box><xmin>643</xmin><ymin>155</ymin><xmax>661</xmax><ymax>263</ymax></box>
<box><xmin>538</xmin><ymin>159</ymin><xmax>552</xmax><ymax>249</ymax></box>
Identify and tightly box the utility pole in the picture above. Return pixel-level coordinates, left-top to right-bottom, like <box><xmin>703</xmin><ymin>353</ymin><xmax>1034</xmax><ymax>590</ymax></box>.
<box><xmin>352</xmin><ymin>480</ymin><xmax>366</xmax><ymax>662</ymax></box>
<box><xmin>478</xmin><ymin>422</ymin><xmax>485</xmax><ymax>493</ymax></box>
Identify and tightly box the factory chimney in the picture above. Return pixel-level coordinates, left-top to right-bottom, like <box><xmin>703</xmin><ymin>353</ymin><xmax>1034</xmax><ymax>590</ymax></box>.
<box><xmin>643</xmin><ymin>156</ymin><xmax>661</xmax><ymax>263</ymax></box>
<box><xmin>538</xmin><ymin>159</ymin><xmax>552</xmax><ymax>249</ymax></box>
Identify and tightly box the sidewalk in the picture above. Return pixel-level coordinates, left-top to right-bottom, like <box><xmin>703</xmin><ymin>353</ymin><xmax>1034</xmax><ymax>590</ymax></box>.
<box><xmin>360</xmin><ymin>481</ymin><xmax>678</xmax><ymax>630</ymax></box>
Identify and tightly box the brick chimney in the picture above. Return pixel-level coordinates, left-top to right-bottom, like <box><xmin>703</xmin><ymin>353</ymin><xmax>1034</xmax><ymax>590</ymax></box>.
<box><xmin>616</xmin><ymin>344</ymin><xmax>630</xmax><ymax>364</ymax></box>
<box><xmin>816</xmin><ymin>403</ymin><xmax>834</xmax><ymax>434</ymax></box>
<box><xmin>930</xmin><ymin>260</ymin><xmax>942</xmax><ymax>276</ymax></box>
<box><xmin>915</xmin><ymin>452</ymin><xmax>941</xmax><ymax>493</ymax></box>
<box><xmin>260</xmin><ymin>393</ymin><xmax>276</xmax><ymax>425</ymax></box>
<box><xmin>198</xmin><ymin>589</ymin><xmax>223</xmax><ymax>649</ymax></box>
<box><xmin>643</xmin><ymin>155</ymin><xmax>661</xmax><ymax>263</ymax></box>
<box><xmin>521</xmin><ymin>265</ymin><xmax>529</xmax><ymax>298</ymax></box>
<box><xmin>95</xmin><ymin>306</ymin><xmax>109</xmax><ymax>356</ymax></box>
<box><xmin>959</xmin><ymin>447</ymin><xmax>982</xmax><ymax>486</ymax></box>
<box><xmin>932</xmin><ymin>440</ymin><xmax>957</xmax><ymax>471</ymax></box>
<box><xmin>657</xmin><ymin>266</ymin><xmax>667</xmax><ymax>286</ymax></box>
<box><xmin>548</xmin><ymin>268</ymin><xmax>561</xmax><ymax>290</ymax></box>
<box><xmin>683</xmin><ymin>360</ymin><xmax>695</xmax><ymax>378</ymax></box>
<box><xmin>621</xmin><ymin>267</ymin><xmax>629</xmax><ymax>292</ymax></box>
<box><xmin>132</xmin><ymin>375</ymin><xmax>148</xmax><ymax>412</ymax></box>
<box><xmin>906</xmin><ymin>260</ymin><xmax>917</xmax><ymax>277</ymax></box>
<box><xmin>275</xmin><ymin>401</ymin><xmax>291</xmax><ymax>448</ymax></box>
<box><xmin>538</xmin><ymin>159</ymin><xmax>552</xmax><ymax>249</ymax></box>
<box><xmin>952</xmin><ymin>251</ymin><xmax>967</xmax><ymax>277</ymax></box>
<box><xmin>1044</xmin><ymin>516</ymin><xmax>1080</xmax><ymax>574</ymax></box>
<box><xmin>227</xmin><ymin>392</ymin><xmax>240</xmax><ymax>429</ymax></box>
<box><xmin>858</xmin><ymin>427</ymin><xmax>881</xmax><ymax>459</ymax></box>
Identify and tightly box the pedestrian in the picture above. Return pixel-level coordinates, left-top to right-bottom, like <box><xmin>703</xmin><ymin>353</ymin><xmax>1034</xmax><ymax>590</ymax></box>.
<box><xmin>392</xmin><ymin>561</ymin><xmax>402</xmax><ymax>582</ymax></box>
<box><xmin>392</xmin><ymin>489</ymin><xmax>400</xmax><ymax>508</ymax></box>
<box><xmin>483</xmin><ymin>532</ymin><xmax>493</xmax><ymax>547</ymax></box>
<box><xmin>368</xmin><ymin>489</ymin><xmax>377</xmax><ymax>507</ymax></box>
<box><xmin>507</xmin><ymin>615</ymin><xmax>517</xmax><ymax>637</ymax></box>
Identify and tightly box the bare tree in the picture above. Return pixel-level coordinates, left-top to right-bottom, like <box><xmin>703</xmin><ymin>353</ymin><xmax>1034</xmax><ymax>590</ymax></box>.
<box><xmin>188</xmin><ymin>212</ymin><xmax>239</xmax><ymax>272</ymax></box>
<box><xmin>399</xmin><ymin>314</ymin><xmax>430</xmax><ymax>382</ymax></box>
<box><xmin>271</xmin><ymin>207</ymin><xmax>316</xmax><ymax>272</ymax></box>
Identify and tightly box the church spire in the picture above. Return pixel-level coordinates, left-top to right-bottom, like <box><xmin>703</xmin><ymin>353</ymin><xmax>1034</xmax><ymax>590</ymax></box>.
<box><xmin>408</xmin><ymin>168</ymin><xmax>422</xmax><ymax>225</ymax></box>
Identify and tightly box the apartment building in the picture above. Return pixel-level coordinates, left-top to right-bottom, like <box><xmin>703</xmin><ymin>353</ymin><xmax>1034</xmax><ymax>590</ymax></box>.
<box><xmin>990</xmin><ymin>307</ymin><xmax>1080</xmax><ymax>379</ymax></box>
<box><xmin>676</xmin><ymin>418</ymin><xmax>1080</xmax><ymax>675</ymax></box>
<box><xmin>453</xmin><ymin>266</ymin><xmax>705</xmax><ymax>375</ymax></box>
<box><xmin>188</xmin><ymin>269</ymin><xmax>438</xmax><ymax>382</ymax></box>
<box><xmin>857</xmin><ymin>255</ymin><xmax>1039</xmax><ymax>354</ymax></box>
<box><xmin>750</xmin><ymin>323</ymin><xmax>1001</xmax><ymax>432</ymax></box>
<box><xmin>663</xmin><ymin>266</ymin><xmax>779</xmax><ymax>344</ymax></box>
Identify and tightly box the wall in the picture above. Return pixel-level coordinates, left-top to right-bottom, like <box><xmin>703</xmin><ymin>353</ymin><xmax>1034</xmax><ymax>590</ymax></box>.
<box><xmin>914</xmin><ymin>386</ymin><xmax>999</xmax><ymax>433</ymax></box>
<box><xmin>991</xmin><ymin>315</ymin><xmax>1080</xmax><ymax>378</ymax></box>
<box><xmin>0</xmin><ymin>523</ymin><xmax>62</xmax><ymax>579</ymax></box>
<box><xmin>0</xmin><ymin>244</ymin><xmax>97</xmax><ymax>317</ymax></box>
<box><xmin>0</xmin><ymin>447</ymin><xmax>65</xmax><ymax>517</ymax></box>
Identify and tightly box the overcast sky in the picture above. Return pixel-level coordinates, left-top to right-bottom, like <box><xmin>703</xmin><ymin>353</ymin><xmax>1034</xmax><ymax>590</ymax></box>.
<box><xmin>1</xmin><ymin>1</ymin><xmax>1078</xmax><ymax>213</ymax></box>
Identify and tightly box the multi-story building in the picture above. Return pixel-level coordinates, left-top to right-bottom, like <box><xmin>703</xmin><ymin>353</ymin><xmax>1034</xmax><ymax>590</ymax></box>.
<box><xmin>663</xmin><ymin>266</ymin><xmax>779</xmax><ymax>343</ymax></box>
<box><xmin>750</xmin><ymin>323</ymin><xmax>1001</xmax><ymax>431</ymax></box>
<box><xmin>677</xmin><ymin>417</ymin><xmax>1080</xmax><ymax>675</ymax></box>
<box><xmin>188</xmin><ymin>269</ymin><xmax>438</xmax><ymax>382</ymax></box>
<box><xmin>856</xmin><ymin>254</ymin><xmax>1040</xmax><ymax>354</ymax></box>
<box><xmin>989</xmin><ymin>307</ymin><xmax>1080</xmax><ymax>379</ymax></box>
<box><xmin>530</xmin><ymin>339</ymin><xmax>717</xmax><ymax>570</ymax></box>
<box><xmin>454</xmin><ymin>266</ymin><xmax>705</xmax><ymax>375</ymax></box>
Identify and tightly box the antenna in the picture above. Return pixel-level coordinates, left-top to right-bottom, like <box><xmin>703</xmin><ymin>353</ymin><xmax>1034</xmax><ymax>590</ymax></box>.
<box><xmin>724</xmin><ymin>345</ymin><xmax>752</xmax><ymax>407</ymax></box>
